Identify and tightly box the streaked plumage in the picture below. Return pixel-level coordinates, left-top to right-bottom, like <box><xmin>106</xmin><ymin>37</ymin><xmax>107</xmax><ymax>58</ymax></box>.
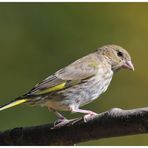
<box><xmin>0</xmin><ymin>44</ymin><xmax>134</xmax><ymax>124</ymax></box>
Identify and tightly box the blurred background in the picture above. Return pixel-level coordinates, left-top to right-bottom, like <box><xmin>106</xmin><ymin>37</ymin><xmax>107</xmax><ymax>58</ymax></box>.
<box><xmin>0</xmin><ymin>2</ymin><xmax>147</xmax><ymax>145</ymax></box>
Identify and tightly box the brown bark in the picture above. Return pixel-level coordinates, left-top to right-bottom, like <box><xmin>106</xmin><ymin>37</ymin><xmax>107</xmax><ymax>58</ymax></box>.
<box><xmin>0</xmin><ymin>107</ymin><xmax>148</xmax><ymax>145</ymax></box>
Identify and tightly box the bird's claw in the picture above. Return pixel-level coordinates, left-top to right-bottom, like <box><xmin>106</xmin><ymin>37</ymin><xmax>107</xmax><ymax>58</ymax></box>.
<box><xmin>51</xmin><ymin>117</ymin><xmax>82</xmax><ymax>129</ymax></box>
<box><xmin>51</xmin><ymin>118</ymin><xmax>70</xmax><ymax>129</ymax></box>
<box><xmin>84</xmin><ymin>112</ymin><xmax>98</xmax><ymax>122</ymax></box>
<box><xmin>51</xmin><ymin>111</ymin><xmax>98</xmax><ymax>129</ymax></box>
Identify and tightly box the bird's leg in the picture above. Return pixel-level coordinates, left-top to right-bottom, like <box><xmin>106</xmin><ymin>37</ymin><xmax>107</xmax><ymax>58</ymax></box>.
<box><xmin>71</xmin><ymin>108</ymin><xmax>98</xmax><ymax>122</ymax></box>
<box><xmin>52</xmin><ymin>109</ymin><xmax>66</xmax><ymax>120</ymax></box>
<box><xmin>49</xmin><ymin>107</ymin><xmax>67</xmax><ymax>120</ymax></box>
<box><xmin>49</xmin><ymin>108</ymin><xmax>70</xmax><ymax>129</ymax></box>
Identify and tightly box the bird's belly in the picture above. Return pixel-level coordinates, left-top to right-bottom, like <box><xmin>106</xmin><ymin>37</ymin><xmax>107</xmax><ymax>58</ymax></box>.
<box><xmin>44</xmin><ymin>72</ymin><xmax>113</xmax><ymax>111</ymax></box>
<box><xmin>71</xmin><ymin>75</ymin><xmax>112</xmax><ymax>106</ymax></box>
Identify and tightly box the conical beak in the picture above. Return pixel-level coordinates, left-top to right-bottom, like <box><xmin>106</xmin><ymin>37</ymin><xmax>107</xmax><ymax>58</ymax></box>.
<box><xmin>124</xmin><ymin>60</ymin><xmax>134</xmax><ymax>71</ymax></box>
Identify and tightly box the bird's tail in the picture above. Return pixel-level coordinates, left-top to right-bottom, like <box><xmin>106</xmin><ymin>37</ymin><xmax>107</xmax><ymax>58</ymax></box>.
<box><xmin>0</xmin><ymin>98</ymin><xmax>29</xmax><ymax>111</ymax></box>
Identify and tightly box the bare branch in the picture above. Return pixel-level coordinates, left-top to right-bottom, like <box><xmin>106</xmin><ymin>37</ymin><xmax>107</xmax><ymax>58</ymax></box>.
<box><xmin>0</xmin><ymin>107</ymin><xmax>148</xmax><ymax>145</ymax></box>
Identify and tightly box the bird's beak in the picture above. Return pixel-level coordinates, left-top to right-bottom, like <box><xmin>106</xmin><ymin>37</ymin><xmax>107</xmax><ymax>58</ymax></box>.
<box><xmin>123</xmin><ymin>60</ymin><xmax>134</xmax><ymax>71</ymax></box>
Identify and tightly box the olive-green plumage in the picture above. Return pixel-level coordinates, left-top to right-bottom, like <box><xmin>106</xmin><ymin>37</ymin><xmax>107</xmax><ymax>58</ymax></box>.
<box><xmin>0</xmin><ymin>44</ymin><xmax>134</xmax><ymax>123</ymax></box>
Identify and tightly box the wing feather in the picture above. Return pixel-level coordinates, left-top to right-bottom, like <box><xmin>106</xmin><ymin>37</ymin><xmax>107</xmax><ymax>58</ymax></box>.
<box><xmin>55</xmin><ymin>53</ymin><xmax>100</xmax><ymax>80</ymax></box>
<box><xmin>28</xmin><ymin>53</ymin><xmax>100</xmax><ymax>95</ymax></box>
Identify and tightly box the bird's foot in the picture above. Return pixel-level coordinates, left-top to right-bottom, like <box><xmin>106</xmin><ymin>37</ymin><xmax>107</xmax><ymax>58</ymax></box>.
<box><xmin>51</xmin><ymin>117</ymin><xmax>82</xmax><ymax>129</ymax></box>
<box><xmin>51</xmin><ymin>118</ymin><xmax>70</xmax><ymax>129</ymax></box>
<box><xmin>84</xmin><ymin>111</ymin><xmax>98</xmax><ymax>122</ymax></box>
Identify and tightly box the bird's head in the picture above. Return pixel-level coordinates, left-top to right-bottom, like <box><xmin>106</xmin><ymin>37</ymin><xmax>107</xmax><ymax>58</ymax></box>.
<box><xmin>97</xmin><ymin>44</ymin><xmax>134</xmax><ymax>71</ymax></box>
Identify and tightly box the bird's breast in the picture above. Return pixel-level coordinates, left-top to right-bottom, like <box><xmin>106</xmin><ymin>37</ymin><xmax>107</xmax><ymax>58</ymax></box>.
<box><xmin>56</xmin><ymin>67</ymin><xmax>113</xmax><ymax>108</ymax></box>
<box><xmin>79</xmin><ymin>68</ymin><xmax>113</xmax><ymax>105</ymax></box>
<box><xmin>43</xmin><ymin>67</ymin><xmax>113</xmax><ymax>111</ymax></box>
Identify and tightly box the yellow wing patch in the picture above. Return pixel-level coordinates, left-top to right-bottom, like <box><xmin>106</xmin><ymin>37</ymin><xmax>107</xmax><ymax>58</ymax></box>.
<box><xmin>37</xmin><ymin>82</ymin><xmax>66</xmax><ymax>95</ymax></box>
<box><xmin>0</xmin><ymin>99</ymin><xmax>28</xmax><ymax>111</ymax></box>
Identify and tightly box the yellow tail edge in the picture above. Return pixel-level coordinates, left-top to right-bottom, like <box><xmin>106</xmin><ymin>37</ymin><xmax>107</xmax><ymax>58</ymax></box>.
<box><xmin>0</xmin><ymin>99</ymin><xmax>28</xmax><ymax>111</ymax></box>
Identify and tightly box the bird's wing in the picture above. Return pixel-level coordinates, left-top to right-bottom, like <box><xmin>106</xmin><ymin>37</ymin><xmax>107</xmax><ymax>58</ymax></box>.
<box><xmin>28</xmin><ymin>75</ymin><xmax>66</xmax><ymax>95</ymax></box>
<box><xmin>55</xmin><ymin>54</ymin><xmax>99</xmax><ymax>80</ymax></box>
<box><xmin>28</xmin><ymin>53</ymin><xmax>100</xmax><ymax>95</ymax></box>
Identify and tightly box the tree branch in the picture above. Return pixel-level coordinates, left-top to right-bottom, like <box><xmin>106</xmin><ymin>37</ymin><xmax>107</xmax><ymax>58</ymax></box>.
<box><xmin>0</xmin><ymin>107</ymin><xmax>148</xmax><ymax>145</ymax></box>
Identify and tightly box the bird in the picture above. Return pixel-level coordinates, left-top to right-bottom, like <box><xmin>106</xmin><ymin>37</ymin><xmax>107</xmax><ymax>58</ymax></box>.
<box><xmin>0</xmin><ymin>44</ymin><xmax>134</xmax><ymax>127</ymax></box>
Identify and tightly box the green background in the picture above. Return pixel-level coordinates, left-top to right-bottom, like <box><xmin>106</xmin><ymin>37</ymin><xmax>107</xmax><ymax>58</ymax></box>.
<box><xmin>0</xmin><ymin>3</ymin><xmax>147</xmax><ymax>145</ymax></box>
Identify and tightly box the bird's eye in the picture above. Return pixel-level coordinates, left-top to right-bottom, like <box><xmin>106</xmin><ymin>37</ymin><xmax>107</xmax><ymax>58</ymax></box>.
<box><xmin>117</xmin><ymin>51</ymin><xmax>123</xmax><ymax>57</ymax></box>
